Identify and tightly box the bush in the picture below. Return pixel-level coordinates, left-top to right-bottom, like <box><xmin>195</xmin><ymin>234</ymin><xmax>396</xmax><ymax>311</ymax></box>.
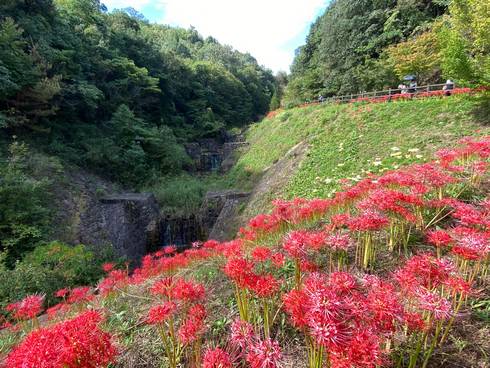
<box><xmin>0</xmin><ymin>241</ymin><xmax>118</xmax><ymax>308</ymax></box>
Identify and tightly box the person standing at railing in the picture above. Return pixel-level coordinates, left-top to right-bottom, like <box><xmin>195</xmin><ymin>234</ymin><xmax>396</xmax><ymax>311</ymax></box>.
<box><xmin>408</xmin><ymin>81</ymin><xmax>417</xmax><ymax>94</ymax></box>
<box><xmin>443</xmin><ymin>79</ymin><xmax>455</xmax><ymax>96</ymax></box>
<box><xmin>398</xmin><ymin>83</ymin><xmax>407</xmax><ymax>94</ymax></box>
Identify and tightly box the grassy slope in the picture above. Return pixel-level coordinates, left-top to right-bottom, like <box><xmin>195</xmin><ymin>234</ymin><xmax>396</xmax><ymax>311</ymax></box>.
<box><xmin>227</xmin><ymin>94</ymin><xmax>490</xmax><ymax>213</ymax></box>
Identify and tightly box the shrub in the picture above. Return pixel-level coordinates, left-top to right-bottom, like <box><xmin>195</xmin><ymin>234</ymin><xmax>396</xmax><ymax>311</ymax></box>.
<box><xmin>0</xmin><ymin>242</ymin><xmax>118</xmax><ymax>308</ymax></box>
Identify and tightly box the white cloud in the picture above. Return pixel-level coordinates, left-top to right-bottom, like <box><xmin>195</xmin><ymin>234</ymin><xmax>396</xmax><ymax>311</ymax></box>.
<box><xmin>102</xmin><ymin>0</ymin><xmax>152</xmax><ymax>8</ymax></box>
<box><xmin>102</xmin><ymin>0</ymin><xmax>327</xmax><ymax>72</ymax></box>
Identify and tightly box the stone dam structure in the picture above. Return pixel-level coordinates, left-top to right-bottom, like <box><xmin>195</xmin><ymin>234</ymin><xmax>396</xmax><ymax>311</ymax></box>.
<box><xmin>76</xmin><ymin>136</ymin><xmax>251</xmax><ymax>262</ymax></box>
<box><xmin>81</xmin><ymin>190</ymin><xmax>249</xmax><ymax>262</ymax></box>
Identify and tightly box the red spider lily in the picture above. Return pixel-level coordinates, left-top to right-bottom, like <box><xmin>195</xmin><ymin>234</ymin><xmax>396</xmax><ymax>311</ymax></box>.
<box><xmin>202</xmin><ymin>239</ymin><xmax>219</xmax><ymax>249</ymax></box>
<box><xmin>326</xmin><ymin>232</ymin><xmax>353</xmax><ymax>251</ymax></box>
<box><xmin>146</xmin><ymin>302</ymin><xmax>177</xmax><ymax>325</ymax></box>
<box><xmin>347</xmin><ymin>209</ymin><xmax>389</xmax><ymax>232</ymax></box>
<box><xmin>436</xmin><ymin>148</ymin><xmax>460</xmax><ymax>167</ymax></box>
<box><xmin>6</xmin><ymin>295</ymin><xmax>44</xmax><ymax>321</ymax></box>
<box><xmin>248</xmin><ymin>274</ymin><xmax>280</xmax><ymax>298</ymax></box>
<box><xmin>451</xmin><ymin>227</ymin><xmax>489</xmax><ymax>261</ymax></box>
<box><xmin>270</xmin><ymin>197</ymin><xmax>332</xmax><ymax>224</ymax></box>
<box><xmin>427</xmin><ymin>230</ymin><xmax>453</xmax><ymax>248</ymax></box>
<box><xmin>224</xmin><ymin>257</ymin><xmax>256</xmax><ymax>289</ymax></box>
<box><xmin>54</xmin><ymin>288</ymin><xmax>69</xmax><ymax>298</ymax></box>
<box><xmin>377</xmin><ymin>170</ymin><xmax>420</xmax><ymax>190</ymax></box>
<box><xmin>151</xmin><ymin>277</ymin><xmax>174</xmax><ymax>298</ymax></box>
<box><xmin>251</xmin><ymin>246</ymin><xmax>272</xmax><ymax>262</ymax></box>
<box><xmin>403</xmin><ymin>311</ymin><xmax>426</xmax><ymax>332</ymax></box>
<box><xmin>364</xmin><ymin>280</ymin><xmax>404</xmax><ymax>334</ymax></box>
<box><xmin>6</xmin><ymin>310</ymin><xmax>117</xmax><ymax>368</ymax></box>
<box><xmin>284</xmin><ymin>272</ymin><xmax>406</xmax><ymax>367</ymax></box>
<box><xmin>393</xmin><ymin>253</ymin><xmax>454</xmax><ymax>292</ymax></box>
<box><xmin>248</xmin><ymin>213</ymin><xmax>281</xmax><ymax>234</ymax></box>
<box><xmin>452</xmin><ymin>201</ymin><xmax>486</xmax><ymax>227</ymax></box>
<box><xmin>270</xmin><ymin>199</ymin><xmax>296</xmax><ymax>222</ymax></box>
<box><xmin>309</xmin><ymin>318</ymin><xmax>349</xmax><ymax>349</ymax></box>
<box><xmin>270</xmin><ymin>252</ymin><xmax>285</xmax><ymax>267</ymax></box>
<box><xmin>443</xmin><ymin>276</ymin><xmax>472</xmax><ymax>296</ymax></box>
<box><xmin>178</xmin><ymin>304</ymin><xmax>206</xmax><ymax>345</ymax></box>
<box><xmin>335</xmin><ymin>178</ymin><xmax>377</xmax><ymax>204</ymax></box>
<box><xmin>98</xmin><ymin>269</ymin><xmax>129</xmax><ymax>296</ymax></box>
<box><xmin>202</xmin><ymin>347</ymin><xmax>233</xmax><ymax>368</ymax></box>
<box><xmin>67</xmin><ymin>286</ymin><xmax>93</xmax><ymax>304</ymax></box>
<box><xmin>102</xmin><ymin>262</ymin><xmax>115</xmax><ymax>272</ymax></box>
<box><xmin>410</xmin><ymin>163</ymin><xmax>457</xmax><ymax>189</ymax></box>
<box><xmin>172</xmin><ymin>279</ymin><xmax>206</xmax><ymax>302</ymax></box>
<box><xmin>328</xmin><ymin>272</ymin><xmax>357</xmax><ymax>294</ymax></box>
<box><xmin>230</xmin><ymin>318</ymin><xmax>255</xmax><ymax>349</ymax></box>
<box><xmin>282</xmin><ymin>230</ymin><xmax>310</xmax><ymax>259</ymax></box>
<box><xmin>218</xmin><ymin>239</ymin><xmax>244</xmax><ymax>258</ymax></box>
<box><xmin>330</xmin><ymin>329</ymin><xmax>384</xmax><ymax>368</ymax></box>
<box><xmin>246</xmin><ymin>338</ymin><xmax>282</xmax><ymax>368</ymax></box>
<box><xmin>283</xmin><ymin>289</ymin><xmax>309</xmax><ymax>328</ymax></box>
<box><xmin>416</xmin><ymin>288</ymin><xmax>452</xmax><ymax>320</ymax></box>
<box><xmin>329</xmin><ymin>213</ymin><xmax>351</xmax><ymax>229</ymax></box>
<box><xmin>164</xmin><ymin>245</ymin><xmax>177</xmax><ymax>255</ymax></box>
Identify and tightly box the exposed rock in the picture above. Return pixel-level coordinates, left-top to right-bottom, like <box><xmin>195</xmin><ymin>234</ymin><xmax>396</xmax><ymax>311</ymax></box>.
<box><xmin>80</xmin><ymin>193</ymin><xmax>161</xmax><ymax>261</ymax></box>
<box><xmin>200</xmin><ymin>190</ymin><xmax>250</xmax><ymax>241</ymax></box>
<box><xmin>241</xmin><ymin>141</ymin><xmax>309</xmax><ymax>220</ymax></box>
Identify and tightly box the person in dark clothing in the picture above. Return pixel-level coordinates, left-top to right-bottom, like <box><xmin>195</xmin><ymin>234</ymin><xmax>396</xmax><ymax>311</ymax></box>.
<box><xmin>408</xmin><ymin>81</ymin><xmax>417</xmax><ymax>94</ymax></box>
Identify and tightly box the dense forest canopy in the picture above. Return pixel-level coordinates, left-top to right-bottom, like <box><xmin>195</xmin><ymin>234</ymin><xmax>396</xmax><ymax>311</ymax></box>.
<box><xmin>0</xmin><ymin>0</ymin><xmax>275</xmax><ymax>185</ymax></box>
<box><xmin>284</xmin><ymin>0</ymin><xmax>489</xmax><ymax>106</ymax></box>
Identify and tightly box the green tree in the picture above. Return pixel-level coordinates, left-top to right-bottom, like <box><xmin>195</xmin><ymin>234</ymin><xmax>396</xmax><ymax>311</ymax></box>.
<box><xmin>387</xmin><ymin>26</ymin><xmax>442</xmax><ymax>84</ymax></box>
<box><xmin>439</xmin><ymin>0</ymin><xmax>490</xmax><ymax>84</ymax></box>
<box><xmin>285</xmin><ymin>0</ymin><xmax>448</xmax><ymax>103</ymax></box>
<box><xmin>0</xmin><ymin>141</ymin><xmax>51</xmax><ymax>266</ymax></box>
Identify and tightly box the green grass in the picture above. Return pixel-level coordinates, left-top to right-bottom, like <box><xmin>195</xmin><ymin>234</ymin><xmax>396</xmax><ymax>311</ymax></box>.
<box><xmin>142</xmin><ymin>173</ymin><xmax>229</xmax><ymax>215</ymax></box>
<box><xmin>142</xmin><ymin>94</ymin><xmax>490</xmax><ymax>216</ymax></box>
<box><xmin>226</xmin><ymin>94</ymin><xmax>490</xmax><ymax>212</ymax></box>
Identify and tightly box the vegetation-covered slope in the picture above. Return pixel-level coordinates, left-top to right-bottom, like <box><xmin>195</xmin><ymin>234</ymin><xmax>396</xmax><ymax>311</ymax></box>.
<box><xmin>0</xmin><ymin>0</ymin><xmax>275</xmax><ymax>268</ymax></box>
<box><xmin>2</xmin><ymin>132</ymin><xmax>489</xmax><ymax>368</ymax></box>
<box><xmin>228</xmin><ymin>93</ymin><xmax>490</xmax><ymax>216</ymax></box>
<box><xmin>285</xmin><ymin>0</ymin><xmax>490</xmax><ymax>105</ymax></box>
<box><xmin>0</xmin><ymin>0</ymin><xmax>275</xmax><ymax>186</ymax></box>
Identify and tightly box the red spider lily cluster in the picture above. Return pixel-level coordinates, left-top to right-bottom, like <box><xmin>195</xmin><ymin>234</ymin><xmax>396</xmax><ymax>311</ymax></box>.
<box><xmin>1</xmin><ymin>135</ymin><xmax>489</xmax><ymax>368</ymax></box>
<box><xmin>146</xmin><ymin>276</ymin><xmax>207</xmax><ymax>368</ymax></box>
<box><xmin>5</xmin><ymin>310</ymin><xmax>117</xmax><ymax>367</ymax></box>
<box><xmin>5</xmin><ymin>295</ymin><xmax>44</xmax><ymax>322</ymax></box>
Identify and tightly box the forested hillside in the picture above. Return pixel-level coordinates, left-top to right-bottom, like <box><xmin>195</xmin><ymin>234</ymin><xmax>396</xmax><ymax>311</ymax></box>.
<box><xmin>0</xmin><ymin>0</ymin><xmax>275</xmax><ymax>186</ymax></box>
<box><xmin>285</xmin><ymin>0</ymin><xmax>489</xmax><ymax>105</ymax></box>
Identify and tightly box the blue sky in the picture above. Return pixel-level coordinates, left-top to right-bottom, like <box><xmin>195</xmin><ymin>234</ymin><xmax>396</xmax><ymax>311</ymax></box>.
<box><xmin>101</xmin><ymin>0</ymin><xmax>329</xmax><ymax>73</ymax></box>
